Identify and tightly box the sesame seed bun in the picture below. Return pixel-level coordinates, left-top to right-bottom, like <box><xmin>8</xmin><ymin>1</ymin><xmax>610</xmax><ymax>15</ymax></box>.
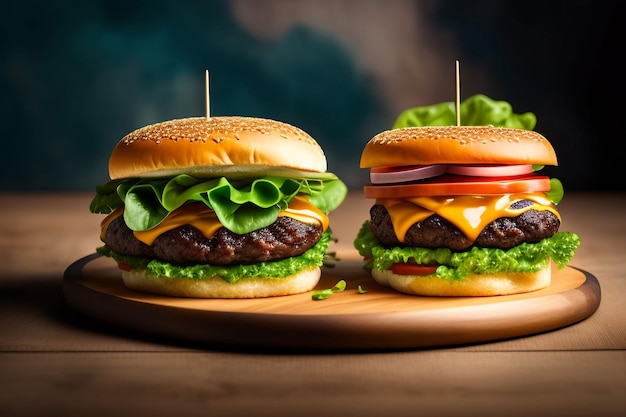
<box><xmin>360</xmin><ymin>126</ymin><xmax>557</xmax><ymax>168</ymax></box>
<box><xmin>109</xmin><ymin>116</ymin><xmax>328</xmax><ymax>180</ymax></box>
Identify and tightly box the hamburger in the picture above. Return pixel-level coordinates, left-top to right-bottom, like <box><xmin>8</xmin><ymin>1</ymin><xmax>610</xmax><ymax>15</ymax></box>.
<box><xmin>90</xmin><ymin>116</ymin><xmax>347</xmax><ymax>298</ymax></box>
<box><xmin>353</xmin><ymin>95</ymin><xmax>580</xmax><ymax>296</ymax></box>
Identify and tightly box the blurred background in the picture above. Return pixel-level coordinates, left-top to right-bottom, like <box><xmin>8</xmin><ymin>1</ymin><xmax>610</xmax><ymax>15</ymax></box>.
<box><xmin>1</xmin><ymin>0</ymin><xmax>622</xmax><ymax>191</ymax></box>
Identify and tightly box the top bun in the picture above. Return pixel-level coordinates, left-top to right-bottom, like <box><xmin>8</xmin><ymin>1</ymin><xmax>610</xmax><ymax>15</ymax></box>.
<box><xmin>360</xmin><ymin>126</ymin><xmax>557</xmax><ymax>168</ymax></box>
<box><xmin>109</xmin><ymin>116</ymin><xmax>327</xmax><ymax>179</ymax></box>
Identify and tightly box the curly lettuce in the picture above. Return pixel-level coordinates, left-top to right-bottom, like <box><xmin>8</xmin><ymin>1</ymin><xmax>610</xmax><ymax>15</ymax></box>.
<box><xmin>90</xmin><ymin>173</ymin><xmax>347</xmax><ymax>235</ymax></box>
<box><xmin>392</xmin><ymin>93</ymin><xmax>537</xmax><ymax>130</ymax></box>
<box><xmin>353</xmin><ymin>221</ymin><xmax>580</xmax><ymax>281</ymax></box>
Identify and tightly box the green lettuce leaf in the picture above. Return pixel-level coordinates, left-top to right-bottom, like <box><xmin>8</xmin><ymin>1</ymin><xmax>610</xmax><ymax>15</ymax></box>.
<box><xmin>97</xmin><ymin>230</ymin><xmax>333</xmax><ymax>283</ymax></box>
<box><xmin>89</xmin><ymin>179</ymin><xmax>127</xmax><ymax>213</ymax></box>
<box><xmin>90</xmin><ymin>173</ymin><xmax>347</xmax><ymax>235</ymax></box>
<box><xmin>353</xmin><ymin>221</ymin><xmax>580</xmax><ymax>281</ymax></box>
<box><xmin>547</xmin><ymin>178</ymin><xmax>565</xmax><ymax>205</ymax></box>
<box><xmin>122</xmin><ymin>180</ymin><xmax>170</xmax><ymax>232</ymax></box>
<box><xmin>392</xmin><ymin>94</ymin><xmax>537</xmax><ymax>130</ymax></box>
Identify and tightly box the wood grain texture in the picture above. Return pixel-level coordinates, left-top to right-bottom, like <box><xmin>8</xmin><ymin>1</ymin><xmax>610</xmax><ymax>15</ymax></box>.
<box><xmin>3</xmin><ymin>351</ymin><xmax>624</xmax><ymax>417</ymax></box>
<box><xmin>63</xmin><ymin>254</ymin><xmax>600</xmax><ymax>350</ymax></box>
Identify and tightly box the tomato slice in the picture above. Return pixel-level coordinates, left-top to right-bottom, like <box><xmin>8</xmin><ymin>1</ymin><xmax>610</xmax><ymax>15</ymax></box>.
<box><xmin>391</xmin><ymin>263</ymin><xmax>438</xmax><ymax>276</ymax></box>
<box><xmin>364</xmin><ymin>174</ymin><xmax>551</xmax><ymax>199</ymax></box>
<box><xmin>446</xmin><ymin>164</ymin><xmax>534</xmax><ymax>177</ymax></box>
<box><xmin>117</xmin><ymin>262</ymin><xmax>132</xmax><ymax>271</ymax></box>
<box><xmin>370</xmin><ymin>164</ymin><xmax>447</xmax><ymax>184</ymax></box>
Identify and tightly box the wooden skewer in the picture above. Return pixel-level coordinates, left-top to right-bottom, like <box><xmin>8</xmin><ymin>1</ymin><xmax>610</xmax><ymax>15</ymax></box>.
<box><xmin>205</xmin><ymin>69</ymin><xmax>211</xmax><ymax>120</ymax></box>
<box><xmin>455</xmin><ymin>60</ymin><xmax>461</xmax><ymax>126</ymax></box>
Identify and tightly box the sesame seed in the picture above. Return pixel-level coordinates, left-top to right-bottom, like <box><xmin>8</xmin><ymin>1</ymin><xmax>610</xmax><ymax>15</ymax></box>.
<box><xmin>119</xmin><ymin>116</ymin><xmax>321</xmax><ymax>150</ymax></box>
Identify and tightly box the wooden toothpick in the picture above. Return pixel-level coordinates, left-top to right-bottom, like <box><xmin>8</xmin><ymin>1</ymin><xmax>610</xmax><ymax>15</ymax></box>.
<box><xmin>455</xmin><ymin>60</ymin><xmax>461</xmax><ymax>126</ymax></box>
<box><xmin>205</xmin><ymin>69</ymin><xmax>211</xmax><ymax>120</ymax></box>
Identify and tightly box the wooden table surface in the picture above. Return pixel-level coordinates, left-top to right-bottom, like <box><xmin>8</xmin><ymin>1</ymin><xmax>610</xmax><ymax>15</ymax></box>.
<box><xmin>1</xmin><ymin>191</ymin><xmax>625</xmax><ymax>417</ymax></box>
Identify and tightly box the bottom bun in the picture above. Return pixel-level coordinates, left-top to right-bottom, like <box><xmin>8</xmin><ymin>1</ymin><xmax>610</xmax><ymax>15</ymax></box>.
<box><xmin>371</xmin><ymin>265</ymin><xmax>551</xmax><ymax>296</ymax></box>
<box><xmin>121</xmin><ymin>267</ymin><xmax>321</xmax><ymax>299</ymax></box>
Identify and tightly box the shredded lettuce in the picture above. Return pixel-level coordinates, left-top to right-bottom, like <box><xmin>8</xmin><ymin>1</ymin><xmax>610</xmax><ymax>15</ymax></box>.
<box><xmin>97</xmin><ymin>230</ymin><xmax>333</xmax><ymax>283</ymax></box>
<box><xmin>90</xmin><ymin>173</ymin><xmax>347</xmax><ymax>235</ymax></box>
<box><xmin>311</xmin><ymin>279</ymin><xmax>347</xmax><ymax>300</ymax></box>
<box><xmin>353</xmin><ymin>221</ymin><xmax>580</xmax><ymax>281</ymax></box>
<box><xmin>392</xmin><ymin>93</ymin><xmax>537</xmax><ymax>130</ymax></box>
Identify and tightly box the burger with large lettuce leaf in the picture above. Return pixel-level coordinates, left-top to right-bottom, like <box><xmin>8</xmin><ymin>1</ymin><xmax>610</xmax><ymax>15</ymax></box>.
<box><xmin>354</xmin><ymin>94</ymin><xmax>580</xmax><ymax>296</ymax></box>
<box><xmin>91</xmin><ymin>116</ymin><xmax>347</xmax><ymax>298</ymax></box>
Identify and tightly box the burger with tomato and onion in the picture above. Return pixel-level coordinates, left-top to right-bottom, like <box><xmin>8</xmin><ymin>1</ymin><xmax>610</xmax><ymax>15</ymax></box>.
<box><xmin>354</xmin><ymin>94</ymin><xmax>580</xmax><ymax>296</ymax></box>
<box><xmin>90</xmin><ymin>116</ymin><xmax>347</xmax><ymax>298</ymax></box>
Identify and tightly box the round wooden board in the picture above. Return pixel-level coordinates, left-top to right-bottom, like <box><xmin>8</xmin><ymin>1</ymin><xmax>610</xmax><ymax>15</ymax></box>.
<box><xmin>63</xmin><ymin>254</ymin><xmax>601</xmax><ymax>351</ymax></box>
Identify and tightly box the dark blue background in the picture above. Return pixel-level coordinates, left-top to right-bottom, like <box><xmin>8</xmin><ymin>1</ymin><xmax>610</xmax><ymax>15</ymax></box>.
<box><xmin>1</xmin><ymin>0</ymin><xmax>621</xmax><ymax>191</ymax></box>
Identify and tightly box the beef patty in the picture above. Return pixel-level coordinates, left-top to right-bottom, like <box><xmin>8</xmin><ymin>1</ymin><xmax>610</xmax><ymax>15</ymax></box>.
<box><xmin>103</xmin><ymin>215</ymin><xmax>323</xmax><ymax>266</ymax></box>
<box><xmin>369</xmin><ymin>200</ymin><xmax>560</xmax><ymax>251</ymax></box>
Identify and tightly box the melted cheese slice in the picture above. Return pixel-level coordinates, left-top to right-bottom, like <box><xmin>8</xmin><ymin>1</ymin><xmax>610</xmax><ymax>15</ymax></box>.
<box><xmin>378</xmin><ymin>193</ymin><xmax>560</xmax><ymax>243</ymax></box>
<box><xmin>100</xmin><ymin>196</ymin><xmax>329</xmax><ymax>246</ymax></box>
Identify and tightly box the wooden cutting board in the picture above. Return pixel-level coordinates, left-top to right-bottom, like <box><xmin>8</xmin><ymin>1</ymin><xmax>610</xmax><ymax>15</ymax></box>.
<box><xmin>63</xmin><ymin>254</ymin><xmax>600</xmax><ymax>351</ymax></box>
